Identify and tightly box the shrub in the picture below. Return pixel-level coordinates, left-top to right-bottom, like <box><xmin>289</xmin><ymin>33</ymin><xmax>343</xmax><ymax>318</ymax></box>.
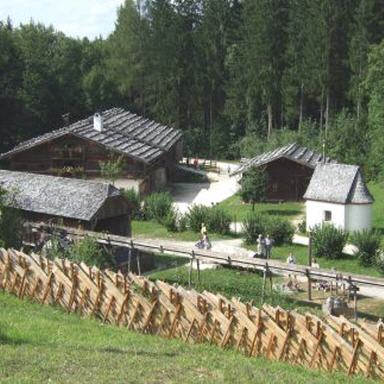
<box><xmin>242</xmin><ymin>213</ymin><xmax>265</xmax><ymax>244</ymax></box>
<box><xmin>311</xmin><ymin>224</ymin><xmax>348</xmax><ymax>260</ymax></box>
<box><xmin>122</xmin><ymin>188</ymin><xmax>141</xmax><ymax>218</ymax></box>
<box><xmin>351</xmin><ymin>230</ymin><xmax>382</xmax><ymax>267</ymax></box>
<box><xmin>144</xmin><ymin>192</ymin><xmax>173</xmax><ymax>223</ymax></box>
<box><xmin>186</xmin><ymin>205</ymin><xmax>210</xmax><ymax>232</ymax></box>
<box><xmin>241</xmin><ymin>214</ymin><xmax>294</xmax><ymax>246</ymax></box>
<box><xmin>376</xmin><ymin>251</ymin><xmax>384</xmax><ymax>275</ymax></box>
<box><xmin>266</xmin><ymin>216</ymin><xmax>294</xmax><ymax>246</ymax></box>
<box><xmin>177</xmin><ymin>213</ymin><xmax>188</xmax><ymax>232</ymax></box>
<box><xmin>162</xmin><ymin>209</ymin><xmax>178</xmax><ymax>232</ymax></box>
<box><xmin>207</xmin><ymin>207</ymin><xmax>232</xmax><ymax>235</ymax></box>
<box><xmin>68</xmin><ymin>236</ymin><xmax>112</xmax><ymax>268</ymax></box>
<box><xmin>186</xmin><ymin>205</ymin><xmax>232</xmax><ymax>235</ymax></box>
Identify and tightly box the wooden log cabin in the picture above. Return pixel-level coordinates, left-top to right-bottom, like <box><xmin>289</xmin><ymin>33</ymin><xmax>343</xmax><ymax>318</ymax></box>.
<box><xmin>0</xmin><ymin>170</ymin><xmax>131</xmax><ymax>236</ymax></box>
<box><xmin>233</xmin><ymin>143</ymin><xmax>334</xmax><ymax>201</ymax></box>
<box><xmin>0</xmin><ymin>108</ymin><xmax>183</xmax><ymax>195</ymax></box>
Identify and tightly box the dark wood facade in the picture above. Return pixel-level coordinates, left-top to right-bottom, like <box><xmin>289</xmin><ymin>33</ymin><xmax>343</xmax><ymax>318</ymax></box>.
<box><xmin>7</xmin><ymin>134</ymin><xmax>183</xmax><ymax>194</ymax></box>
<box><xmin>264</xmin><ymin>158</ymin><xmax>314</xmax><ymax>201</ymax></box>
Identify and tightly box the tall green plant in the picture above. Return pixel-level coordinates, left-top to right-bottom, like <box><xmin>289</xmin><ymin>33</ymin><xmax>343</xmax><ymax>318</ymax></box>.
<box><xmin>144</xmin><ymin>192</ymin><xmax>173</xmax><ymax>223</ymax></box>
<box><xmin>351</xmin><ymin>229</ymin><xmax>381</xmax><ymax>267</ymax></box>
<box><xmin>311</xmin><ymin>224</ymin><xmax>348</xmax><ymax>260</ymax></box>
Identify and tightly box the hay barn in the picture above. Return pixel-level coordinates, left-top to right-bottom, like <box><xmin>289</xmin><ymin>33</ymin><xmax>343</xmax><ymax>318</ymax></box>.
<box><xmin>233</xmin><ymin>143</ymin><xmax>334</xmax><ymax>201</ymax></box>
<box><xmin>0</xmin><ymin>170</ymin><xmax>131</xmax><ymax>236</ymax></box>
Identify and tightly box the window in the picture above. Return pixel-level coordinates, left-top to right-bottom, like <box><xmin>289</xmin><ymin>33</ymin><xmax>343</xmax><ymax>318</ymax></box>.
<box><xmin>323</xmin><ymin>210</ymin><xmax>332</xmax><ymax>222</ymax></box>
<box><xmin>272</xmin><ymin>183</ymin><xmax>278</xmax><ymax>193</ymax></box>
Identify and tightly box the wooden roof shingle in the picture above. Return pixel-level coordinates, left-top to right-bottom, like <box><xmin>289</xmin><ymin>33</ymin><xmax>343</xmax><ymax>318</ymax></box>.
<box><xmin>0</xmin><ymin>108</ymin><xmax>182</xmax><ymax>164</ymax></box>
<box><xmin>0</xmin><ymin>170</ymin><xmax>125</xmax><ymax>222</ymax></box>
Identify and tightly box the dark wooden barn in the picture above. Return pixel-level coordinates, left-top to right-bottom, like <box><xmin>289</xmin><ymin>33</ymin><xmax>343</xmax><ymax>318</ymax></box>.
<box><xmin>0</xmin><ymin>108</ymin><xmax>183</xmax><ymax>195</ymax></box>
<box><xmin>0</xmin><ymin>170</ymin><xmax>131</xmax><ymax>236</ymax></box>
<box><xmin>233</xmin><ymin>143</ymin><xmax>334</xmax><ymax>201</ymax></box>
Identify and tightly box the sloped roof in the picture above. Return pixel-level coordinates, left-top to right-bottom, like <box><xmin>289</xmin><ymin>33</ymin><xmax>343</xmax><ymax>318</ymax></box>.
<box><xmin>0</xmin><ymin>170</ymin><xmax>124</xmax><ymax>221</ymax></box>
<box><xmin>0</xmin><ymin>108</ymin><xmax>182</xmax><ymax>164</ymax></box>
<box><xmin>232</xmin><ymin>143</ymin><xmax>333</xmax><ymax>175</ymax></box>
<box><xmin>303</xmin><ymin>164</ymin><xmax>374</xmax><ymax>204</ymax></box>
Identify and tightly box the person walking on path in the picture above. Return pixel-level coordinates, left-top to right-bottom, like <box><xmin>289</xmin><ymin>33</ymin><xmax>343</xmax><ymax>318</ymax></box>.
<box><xmin>256</xmin><ymin>234</ymin><xmax>266</xmax><ymax>258</ymax></box>
<box><xmin>265</xmin><ymin>234</ymin><xmax>273</xmax><ymax>259</ymax></box>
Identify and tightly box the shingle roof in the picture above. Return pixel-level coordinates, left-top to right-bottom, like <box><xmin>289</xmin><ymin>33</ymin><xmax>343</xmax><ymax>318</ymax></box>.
<box><xmin>0</xmin><ymin>108</ymin><xmax>182</xmax><ymax>164</ymax></box>
<box><xmin>0</xmin><ymin>170</ymin><xmax>124</xmax><ymax>221</ymax></box>
<box><xmin>232</xmin><ymin>143</ymin><xmax>334</xmax><ymax>176</ymax></box>
<box><xmin>303</xmin><ymin>164</ymin><xmax>374</xmax><ymax>204</ymax></box>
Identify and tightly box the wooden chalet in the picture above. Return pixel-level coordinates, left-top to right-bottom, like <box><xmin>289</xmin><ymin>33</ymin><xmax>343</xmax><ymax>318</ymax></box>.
<box><xmin>233</xmin><ymin>143</ymin><xmax>334</xmax><ymax>201</ymax></box>
<box><xmin>0</xmin><ymin>170</ymin><xmax>131</xmax><ymax>236</ymax></box>
<box><xmin>0</xmin><ymin>108</ymin><xmax>183</xmax><ymax>195</ymax></box>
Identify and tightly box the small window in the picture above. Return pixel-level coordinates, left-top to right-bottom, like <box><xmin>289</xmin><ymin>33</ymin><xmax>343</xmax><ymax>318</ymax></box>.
<box><xmin>324</xmin><ymin>210</ymin><xmax>332</xmax><ymax>222</ymax></box>
<box><xmin>272</xmin><ymin>183</ymin><xmax>278</xmax><ymax>193</ymax></box>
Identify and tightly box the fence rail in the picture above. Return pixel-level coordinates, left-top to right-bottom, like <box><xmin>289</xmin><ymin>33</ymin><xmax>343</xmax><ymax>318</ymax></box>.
<box><xmin>29</xmin><ymin>223</ymin><xmax>384</xmax><ymax>290</ymax></box>
<box><xmin>0</xmin><ymin>248</ymin><xmax>384</xmax><ymax>379</ymax></box>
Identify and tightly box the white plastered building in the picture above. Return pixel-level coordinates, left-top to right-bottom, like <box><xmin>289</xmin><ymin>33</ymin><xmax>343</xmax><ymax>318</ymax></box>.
<box><xmin>303</xmin><ymin>164</ymin><xmax>374</xmax><ymax>232</ymax></box>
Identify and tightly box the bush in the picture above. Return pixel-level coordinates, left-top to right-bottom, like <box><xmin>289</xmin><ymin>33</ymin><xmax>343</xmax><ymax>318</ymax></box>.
<box><xmin>242</xmin><ymin>213</ymin><xmax>265</xmax><ymax>244</ymax></box>
<box><xmin>266</xmin><ymin>216</ymin><xmax>294</xmax><ymax>246</ymax></box>
<box><xmin>376</xmin><ymin>252</ymin><xmax>384</xmax><ymax>275</ymax></box>
<box><xmin>68</xmin><ymin>236</ymin><xmax>112</xmax><ymax>268</ymax></box>
<box><xmin>186</xmin><ymin>205</ymin><xmax>232</xmax><ymax>235</ymax></box>
<box><xmin>122</xmin><ymin>188</ymin><xmax>141</xmax><ymax>218</ymax></box>
<box><xmin>186</xmin><ymin>205</ymin><xmax>210</xmax><ymax>232</ymax></box>
<box><xmin>311</xmin><ymin>224</ymin><xmax>348</xmax><ymax>260</ymax></box>
<box><xmin>241</xmin><ymin>214</ymin><xmax>293</xmax><ymax>246</ymax></box>
<box><xmin>351</xmin><ymin>230</ymin><xmax>382</xmax><ymax>267</ymax></box>
<box><xmin>177</xmin><ymin>214</ymin><xmax>188</xmax><ymax>232</ymax></box>
<box><xmin>162</xmin><ymin>209</ymin><xmax>178</xmax><ymax>232</ymax></box>
<box><xmin>144</xmin><ymin>192</ymin><xmax>173</xmax><ymax>223</ymax></box>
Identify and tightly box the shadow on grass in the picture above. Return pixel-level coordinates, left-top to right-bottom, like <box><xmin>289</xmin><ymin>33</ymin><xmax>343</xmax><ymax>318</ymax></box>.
<box><xmin>263</xmin><ymin>209</ymin><xmax>302</xmax><ymax>217</ymax></box>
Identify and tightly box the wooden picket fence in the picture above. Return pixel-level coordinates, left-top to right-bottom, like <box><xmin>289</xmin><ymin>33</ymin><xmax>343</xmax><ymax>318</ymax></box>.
<box><xmin>1</xmin><ymin>248</ymin><xmax>384</xmax><ymax>380</ymax></box>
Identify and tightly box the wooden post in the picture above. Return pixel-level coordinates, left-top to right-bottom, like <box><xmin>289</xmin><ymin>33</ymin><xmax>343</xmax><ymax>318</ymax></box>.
<box><xmin>262</xmin><ymin>263</ymin><xmax>268</xmax><ymax>304</ymax></box>
<box><xmin>195</xmin><ymin>252</ymin><xmax>201</xmax><ymax>285</ymax></box>
<box><xmin>308</xmin><ymin>231</ymin><xmax>312</xmax><ymax>267</ymax></box>
<box><xmin>136</xmin><ymin>250</ymin><xmax>141</xmax><ymax>276</ymax></box>
<box><xmin>128</xmin><ymin>240</ymin><xmax>133</xmax><ymax>273</ymax></box>
<box><xmin>188</xmin><ymin>256</ymin><xmax>193</xmax><ymax>288</ymax></box>
<box><xmin>306</xmin><ymin>268</ymin><xmax>312</xmax><ymax>301</ymax></box>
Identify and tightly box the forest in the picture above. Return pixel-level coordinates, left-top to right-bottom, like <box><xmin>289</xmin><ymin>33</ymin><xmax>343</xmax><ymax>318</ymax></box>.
<box><xmin>0</xmin><ymin>0</ymin><xmax>384</xmax><ymax>179</ymax></box>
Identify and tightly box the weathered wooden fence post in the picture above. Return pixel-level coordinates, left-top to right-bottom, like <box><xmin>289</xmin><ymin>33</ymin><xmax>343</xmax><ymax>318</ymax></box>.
<box><xmin>306</xmin><ymin>268</ymin><xmax>312</xmax><ymax>301</ymax></box>
<box><xmin>188</xmin><ymin>252</ymin><xmax>194</xmax><ymax>288</ymax></box>
<box><xmin>262</xmin><ymin>263</ymin><xmax>268</xmax><ymax>304</ymax></box>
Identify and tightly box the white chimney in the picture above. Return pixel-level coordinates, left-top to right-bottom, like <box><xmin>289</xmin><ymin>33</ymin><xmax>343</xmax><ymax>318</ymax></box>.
<box><xmin>93</xmin><ymin>112</ymin><xmax>103</xmax><ymax>132</ymax></box>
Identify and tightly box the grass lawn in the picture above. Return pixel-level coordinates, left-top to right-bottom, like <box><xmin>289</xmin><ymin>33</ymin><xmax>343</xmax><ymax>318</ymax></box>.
<box><xmin>217</xmin><ymin>194</ymin><xmax>304</xmax><ymax>221</ymax></box>
<box><xmin>132</xmin><ymin>220</ymin><xmax>239</xmax><ymax>242</ymax></box>
<box><xmin>370</xmin><ymin>182</ymin><xmax>384</xmax><ymax>232</ymax></box>
<box><xmin>244</xmin><ymin>243</ymin><xmax>382</xmax><ymax>278</ymax></box>
<box><xmin>0</xmin><ymin>292</ymin><xmax>375</xmax><ymax>384</ymax></box>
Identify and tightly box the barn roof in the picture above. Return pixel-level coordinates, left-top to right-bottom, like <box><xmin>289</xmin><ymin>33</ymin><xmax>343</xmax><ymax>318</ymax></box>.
<box><xmin>0</xmin><ymin>170</ymin><xmax>124</xmax><ymax>222</ymax></box>
<box><xmin>303</xmin><ymin>164</ymin><xmax>374</xmax><ymax>204</ymax></box>
<box><xmin>0</xmin><ymin>108</ymin><xmax>182</xmax><ymax>164</ymax></box>
<box><xmin>232</xmin><ymin>143</ymin><xmax>334</xmax><ymax>176</ymax></box>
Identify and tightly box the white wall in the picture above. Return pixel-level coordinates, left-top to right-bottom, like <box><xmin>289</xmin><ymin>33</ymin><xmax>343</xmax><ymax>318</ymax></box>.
<box><xmin>345</xmin><ymin>204</ymin><xmax>372</xmax><ymax>232</ymax></box>
<box><xmin>306</xmin><ymin>200</ymin><xmax>346</xmax><ymax>231</ymax></box>
<box><xmin>306</xmin><ymin>200</ymin><xmax>373</xmax><ymax>232</ymax></box>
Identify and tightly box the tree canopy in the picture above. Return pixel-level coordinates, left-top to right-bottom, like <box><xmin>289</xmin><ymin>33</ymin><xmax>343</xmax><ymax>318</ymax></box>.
<box><xmin>1</xmin><ymin>1</ymin><xmax>384</xmax><ymax>177</ymax></box>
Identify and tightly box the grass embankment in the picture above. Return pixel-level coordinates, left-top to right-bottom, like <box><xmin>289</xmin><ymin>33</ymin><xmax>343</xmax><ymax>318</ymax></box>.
<box><xmin>132</xmin><ymin>220</ymin><xmax>238</xmax><ymax>242</ymax></box>
<box><xmin>149</xmin><ymin>259</ymin><xmax>384</xmax><ymax>319</ymax></box>
<box><xmin>217</xmin><ymin>194</ymin><xmax>304</xmax><ymax>221</ymax></box>
<box><xmin>0</xmin><ymin>292</ymin><xmax>375</xmax><ymax>384</ymax></box>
